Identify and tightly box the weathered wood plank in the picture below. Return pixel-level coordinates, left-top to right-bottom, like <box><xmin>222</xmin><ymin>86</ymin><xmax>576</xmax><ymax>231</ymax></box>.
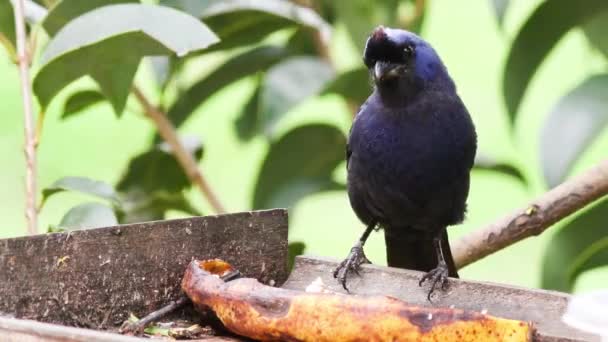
<box><xmin>0</xmin><ymin>316</ymin><xmax>242</xmax><ymax>342</ymax></box>
<box><xmin>0</xmin><ymin>316</ymin><xmax>143</xmax><ymax>342</ymax></box>
<box><xmin>0</xmin><ymin>209</ymin><xmax>288</xmax><ymax>329</ymax></box>
<box><xmin>282</xmin><ymin>256</ymin><xmax>598</xmax><ymax>342</ymax></box>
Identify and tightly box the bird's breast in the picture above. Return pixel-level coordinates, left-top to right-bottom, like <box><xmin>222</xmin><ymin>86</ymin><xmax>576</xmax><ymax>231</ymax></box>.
<box><xmin>351</xmin><ymin>111</ymin><xmax>437</xmax><ymax>183</ymax></box>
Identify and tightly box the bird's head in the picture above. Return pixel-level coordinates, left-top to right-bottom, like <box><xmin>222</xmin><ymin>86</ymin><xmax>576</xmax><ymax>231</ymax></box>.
<box><xmin>363</xmin><ymin>26</ymin><xmax>454</xmax><ymax>101</ymax></box>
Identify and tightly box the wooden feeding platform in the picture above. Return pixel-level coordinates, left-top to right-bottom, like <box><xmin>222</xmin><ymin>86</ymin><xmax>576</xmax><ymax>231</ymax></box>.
<box><xmin>0</xmin><ymin>210</ymin><xmax>598</xmax><ymax>341</ymax></box>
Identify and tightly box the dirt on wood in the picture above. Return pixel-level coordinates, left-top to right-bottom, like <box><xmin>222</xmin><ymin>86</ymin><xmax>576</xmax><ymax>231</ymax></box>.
<box><xmin>0</xmin><ymin>209</ymin><xmax>288</xmax><ymax>334</ymax></box>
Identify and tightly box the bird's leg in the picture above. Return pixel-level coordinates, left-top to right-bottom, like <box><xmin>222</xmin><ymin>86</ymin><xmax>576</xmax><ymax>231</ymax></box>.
<box><xmin>333</xmin><ymin>222</ymin><xmax>376</xmax><ymax>292</ymax></box>
<box><xmin>419</xmin><ymin>233</ymin><xmax>450</xmax><ymax>301</ymax></box>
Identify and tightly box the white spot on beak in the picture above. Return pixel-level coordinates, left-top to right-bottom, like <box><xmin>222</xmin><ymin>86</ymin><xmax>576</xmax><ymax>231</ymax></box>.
<box><xmin>374</xmin><ymin>62</ymin><xmax>384</xmax><ymax>80</ymax></box>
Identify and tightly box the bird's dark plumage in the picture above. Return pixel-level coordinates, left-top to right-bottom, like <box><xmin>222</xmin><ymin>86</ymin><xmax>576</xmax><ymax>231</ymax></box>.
<box><xmin>334</xmin><ymin>27</ymin><xmax>477</xmax><ymax>299</ymax></box>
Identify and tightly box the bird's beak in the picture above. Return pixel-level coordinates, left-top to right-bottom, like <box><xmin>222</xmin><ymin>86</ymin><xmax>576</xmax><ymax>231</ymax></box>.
<box><xmin>374</xmin><ymin>61</ymin><xmax>401</xmax><ymax>82</ymax></box>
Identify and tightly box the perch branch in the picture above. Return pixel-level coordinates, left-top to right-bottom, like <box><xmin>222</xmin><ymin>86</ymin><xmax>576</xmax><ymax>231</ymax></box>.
<box><xmin>131</xmin><ymin>86</ymin><xmax>226</xmax><ymax>214</ymax></box>
<box><xmin>13</xmin><ymin>0</ymin><xmax>38</xmax><ymax>235</ymax></box>
<box><xmin>453</xmin><ymin>159</ymin><xmax>608</xmax><ymax>269</ymax></box>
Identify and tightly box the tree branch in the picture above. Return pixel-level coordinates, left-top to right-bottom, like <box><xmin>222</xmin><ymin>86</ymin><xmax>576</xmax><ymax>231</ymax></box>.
<box><xmin>131</xmin><ymin>86</ymin><xmax>226</xmax><ymax>214</ymax></box>
<box><xmin>13</xmin><ymin>0</ymin><xmax>38</xmax><ymax>235</ymax></box>
<box><xmin>453</xmin><ymin>159</ymin><xmax>608</xmax><ymax>269</ymax></box>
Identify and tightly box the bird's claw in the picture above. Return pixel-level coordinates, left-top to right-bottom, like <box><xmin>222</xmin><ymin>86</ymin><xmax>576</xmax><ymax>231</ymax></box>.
<box><xmin>419</xmin><ymin>261</ymin><xmax>450</xmax><ymax>301</ymax></box>
<box><xmin>333</xmin><ymin>244</ymin><xmax>370</xmax><ymax>292</ymax></box>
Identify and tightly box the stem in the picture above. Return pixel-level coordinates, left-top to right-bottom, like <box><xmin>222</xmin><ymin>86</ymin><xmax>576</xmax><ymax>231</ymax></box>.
<box><xmin>131</xmin><ymin>86</ymin><xmax>226</xmax><ymax>214</ymax></box>
<box><xmin>291</xmin><ymin>0</ymin><xmax>362</xmax><ymax>118</ymax></box>
<box><xmin>310</xmin><ymin>26</ymin><xmax>332</xmax><ymax>65</ymax></box>
<box><xmin>0</xmin><ymin>33</ymin><xmax>17</xmax><ymax>62</ymax></box>
<box><xmin>13</xmin><ymin>0</ymin><xmax>38</xmax><ymax>235</ymax></box>
<box><xmin>453</xmin><ymin>159</ymin><xmax>608</xmax><ymax>269</ymax></box>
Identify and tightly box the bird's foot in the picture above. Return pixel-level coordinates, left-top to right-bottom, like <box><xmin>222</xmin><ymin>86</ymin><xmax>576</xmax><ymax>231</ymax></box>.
<box><xmin>419</xmin><ymin>261</ymin><xmax>450</xmax><ymax>301</ymax></box>
<box><xmin>333</xmin><ymin>242</ymin><xmax>370</xmax><ymax>292</ymax></box>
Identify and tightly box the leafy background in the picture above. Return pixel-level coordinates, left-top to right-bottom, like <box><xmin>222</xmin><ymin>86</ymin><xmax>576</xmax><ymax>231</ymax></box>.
<box><xmin>0</xmin><ymin>0</ymin><xmax>607</xmax><ymax>293</ymax></box>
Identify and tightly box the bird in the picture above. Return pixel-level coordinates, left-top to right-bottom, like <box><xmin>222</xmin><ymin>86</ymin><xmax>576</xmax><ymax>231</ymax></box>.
<box><xmin>333</xmin><ymin>26</ymin><xmax>477</xmax><ymax>300</ymax></box>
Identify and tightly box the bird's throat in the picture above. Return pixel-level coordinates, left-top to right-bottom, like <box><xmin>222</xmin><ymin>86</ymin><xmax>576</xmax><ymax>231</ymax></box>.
<box><xmin>375</xmin><ymin>83</ymin><xmax>415</xmax><ymax>108</ymax></box>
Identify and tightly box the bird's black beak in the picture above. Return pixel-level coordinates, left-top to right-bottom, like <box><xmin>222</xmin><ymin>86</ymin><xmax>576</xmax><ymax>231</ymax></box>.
<box><xmin>373</xmin><ymin>61</ymin><xmax>402</xmax><ymax>83</ymax></box>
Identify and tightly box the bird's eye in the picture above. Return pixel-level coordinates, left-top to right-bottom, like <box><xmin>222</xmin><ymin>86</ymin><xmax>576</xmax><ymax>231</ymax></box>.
<box><xmin>403</xmin><ymin>45</ymin><xmax>414</xmax><ymax>59</ymax></box>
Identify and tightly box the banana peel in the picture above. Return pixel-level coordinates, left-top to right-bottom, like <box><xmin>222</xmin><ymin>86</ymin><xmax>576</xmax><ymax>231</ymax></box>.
<box><xmin>182</xmin><ymin>259</ymin><xmax>533</xmax><ymax>342</ymax></box>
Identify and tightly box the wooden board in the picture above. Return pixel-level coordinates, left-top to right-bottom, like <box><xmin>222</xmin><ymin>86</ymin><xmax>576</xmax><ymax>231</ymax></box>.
<box><xmin>0</xmin><ymin>209</ymin><xmax>288</xmax><ymax>329</ymax></box>
<box><xmin>282</xmin><ymin>256</ymin><xmax>598</xmax><ymax>342</ymax></box>
<box><xmin>0</xmin><ymin>316</ymin><xmax>242</xmax><ymax>342</ymax></box>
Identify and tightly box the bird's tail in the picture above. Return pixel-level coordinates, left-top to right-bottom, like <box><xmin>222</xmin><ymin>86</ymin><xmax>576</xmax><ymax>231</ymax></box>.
<box><xmin>384</xmin><ymin>229</ymin><xmax>459</xmax><ymax>278</ymax></box>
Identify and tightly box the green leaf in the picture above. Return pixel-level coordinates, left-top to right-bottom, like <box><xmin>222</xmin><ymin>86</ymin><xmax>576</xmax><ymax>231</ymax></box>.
<box><xmin>144</xmin><ymin>325</ymin><xmax>170</xmax><ymax>337</ymax></box>
<box><xmin>33</xmin><ymin>4</ymin><xmax>219</xmax><ymax>115</ymax></box>
<box><xmin>22</xmin><ymin>0</ymin><xmax>48</xmax><ymax>23</ymax></box>
<box><xmin>540</xmin><ymin>75</ymin><xmax>608</xmax><ymax>187</ymax></box>
<box><xmin>119</xmin><ymin>189</ymin><xmax>201</xmax><ymax>224</ymax></box>
<box><xmin>159</xmin><ymin>0</ymin><xmax>208</xmax><ymax>14</ymax></box>
<box><xmin>503</xmin><ymin>0</ymin><xmax>608</xmax><ymax>123</ymax></box>
<box><xmin>42</xmin><ymin>176</ymin><xmax>120</xmax><ymax>208</ymax></box>
<box><xmin>42</xmin><ymin>0</ymin><xmax>138</xmax><ymax>36</ymax></box>
<box><xmin>583</xmin><ymin>10</ymin><xmax>608</xmax><ymax>58</ymax></box>
<box><xmin>288</xmin><ymin>241</ymin><xmax>306</xmax><ymax>270</ymax></box>
<box><xmin>542</xmin><ymin>197</ymin><xmax>608</xmax><ymax>291</ymax></box>
<box><xmin>148</xmin><ymin>56</ymin><xmax>175</xmax><ymax>91</ymax></box>
<box><xmin>322</xmin><ymin>67</ymin><xmax>370</xmax><ymax>105</ymax></box>
<box><xmin>473</xmin><ymin>153</ymin><xmax>527</xmax><ymax>184</ymax></box>
<box><xmin>253</xmin><ymin>124</ymin><xmax>346</xmax><ymax>209</ymax></box>
<box><xmin>331</xmin><ymin>1</ymin><xmax>374</xmax><ymax>52</ymax></box>
<box><xmin>62</xmin><ymin>90</ymin><xmax>106</xmax><ymax>119</ymax></box>
<box><xmin>116</xmin><ymin>137</ymin><xmax>203</xmax><ymax>223</ymax></box>
<box><xmin>490</xmin><ymin>0</ymin><xmax>510</xmax><ymax>26</ymax></box>
<box><xmin>47</xmin><ymin>225</ymin><xmax>66</xmax><ymax>233</ymax></box>
<box><xmin>568</xmin><ymin>237</ymin><xmax>608</xmax><ymax>285</ymax></box>
<box><xmin>166</xmin><ymin>45</ymin><xmax>291</xmax><ymax>131</ymax></box>
<box><xmin>286</xmin><ymin>27</ymin><xmax>318</xmax><ymax>56</ymax></box>
<box><xmin>260</xmin><ymin>57</ymin><xmax>334</xmax><ymax>136</ymax></box>
<box><xmin>235</xmin><ymin>78</ymin><xmax>262</xmax><ymax>141</ymax></box>
<box><xmin>0</xmin><ymin>0</ymin><xmax>16</xmax><ymax>54</ymax></box>
<box><xmin>162</xmin><ymin>0</ymin><xmax>330</xmax><ymax>52</ymax></box>
<box><xmin>117</xmin><ymin>136</ymin><xmax>203</xmax><ymax>194</ymax></box>
<box><xmin>57</xmin><ymin>202</ymin><xmax>118</xmax><ymax>230</ymax></box>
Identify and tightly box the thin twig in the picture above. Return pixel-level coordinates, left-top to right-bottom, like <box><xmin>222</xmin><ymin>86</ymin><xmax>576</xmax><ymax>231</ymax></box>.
<box><xmin>290</xmin><ymin>0</ymin><xmax>332</xmax><ymax>66</ymax></box>
<box><xmin>131</xmin><ymin>86</ymin><xmax>226</xmax><ymax>214</ymax></box>
<box><xmin>291</xmin><ymin>0</ymin><xmax>363</xmax><ymax>119</ymax></box>
<box><xmin>13</xmin><ymin>0</ymin><xmax>38</xmax><ymax>235</ymax></box>
<box><xmin>308</xmin><ymin>26</ymin><xmax>363</xmax><ymax>118</ymax></box>
<box><xmin>120</xmin><ymin>270</ymin><xmax>241</xmax><ymax>335</ymax></box>
<box><xmin>453</xmin><ymin>159</ymin><xmax>608</xmax><ymax>269</ymax></box>
<box><xmin>120</xmin><ymin>296</ymin><xmax>188</xmax><ymax>335</ymax></box>
<box><xmin>310</xmin><ymin>26</ymin><xmax>332</xmax><ymax>66</ymax></box>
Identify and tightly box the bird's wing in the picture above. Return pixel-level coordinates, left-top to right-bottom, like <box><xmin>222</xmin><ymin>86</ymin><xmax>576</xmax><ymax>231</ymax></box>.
<box><xmin>346</xmin><ymin>100</ymin><xmax>369</xmax><ymax>170</ymax></box>
<box><xmin>346</xmin><ymin>133</ymin><xmax>352</xmax><ymax>170</ymax></box>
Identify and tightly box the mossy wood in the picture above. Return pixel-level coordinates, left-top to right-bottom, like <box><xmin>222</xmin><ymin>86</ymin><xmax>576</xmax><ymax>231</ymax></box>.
<box><xmin>0</xmin><ymin>209</ymin><xmax>288</xmax><ymax>328</ymax></box>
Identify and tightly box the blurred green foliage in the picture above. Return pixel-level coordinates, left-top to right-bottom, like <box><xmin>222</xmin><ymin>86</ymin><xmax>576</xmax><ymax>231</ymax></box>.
<box><xmin>1</xmin><ymin>0</ymin><xmax>607</xmax><ymax>292</ymax></box>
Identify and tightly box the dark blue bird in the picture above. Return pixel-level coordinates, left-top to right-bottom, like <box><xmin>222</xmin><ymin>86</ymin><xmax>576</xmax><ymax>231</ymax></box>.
<box><xmin>334</xmin><ymin>27</ymin><xmax>477</xmax><ymax>299</ymax></box>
